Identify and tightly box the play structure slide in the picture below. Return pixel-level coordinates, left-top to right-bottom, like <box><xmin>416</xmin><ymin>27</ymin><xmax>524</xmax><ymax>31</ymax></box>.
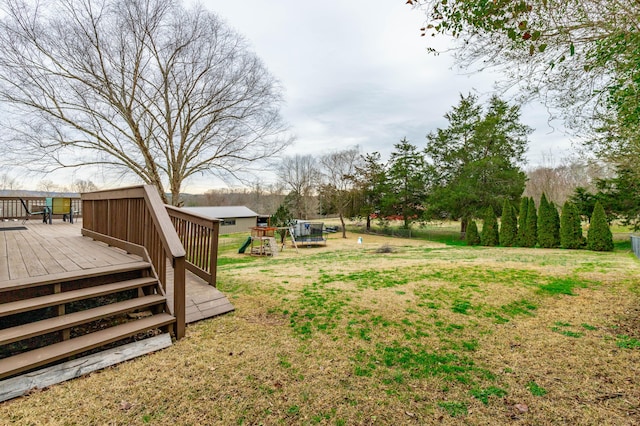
<box><xmin>238</xmin><ymin>236</ymin><xmax>252</xmax><ymax>254</ymax></box>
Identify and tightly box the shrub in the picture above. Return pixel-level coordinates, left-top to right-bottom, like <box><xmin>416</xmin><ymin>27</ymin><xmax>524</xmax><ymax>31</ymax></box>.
<box><xmin>481</xmin><ymin>207</ymin><xmax>499</xmax><ymax>247</ymax></box>
<box><xmin>516</xmin><ymin>197</ymin><xmax>529</xmax><ymax>246</ymax></box>
<box><xmin>538</xmin><ymin>193</ymin><xmax>558</xmax><ymax>248</ymax></box>
<box><xmin>465</xmin><ymin>220</ymin><xmax>481</xmax><ymax>246</ymax></box>
<box><xmin>499</xmin><ymin>199</ymin><xmax>518</xmax><ymax>247</ymax></box>
<box><xmin>587</xmin><ymin>201</ymin><xmax>614</xmax><ymax>251</ymax></box>
<box><xmin>550</xmin><ymin>201</ymin><xmax>561</xmax><ymax>247</ymax></box>
<box><xmin>560</xmin><ymin>201</ymin><xmax>584</xmax><ymax>249</ymax></box>
<box><xmin>522</xmin><ymin>197</ymin><xmax>538</xmax><ymax>247</ymax></box>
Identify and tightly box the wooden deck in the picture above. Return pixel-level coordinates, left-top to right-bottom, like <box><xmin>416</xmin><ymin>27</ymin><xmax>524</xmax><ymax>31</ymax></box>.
<box><xmin>0</xmin><ymin>219</ymin><xmax>233</xmax><ymax>324</ymax></box>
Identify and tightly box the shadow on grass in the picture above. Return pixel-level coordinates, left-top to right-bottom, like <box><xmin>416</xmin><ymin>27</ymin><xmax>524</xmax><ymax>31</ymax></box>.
<box><xmin>347</xmin><ymin>225</ymin><xmax>466</xmax><ymax>246</ymax></box>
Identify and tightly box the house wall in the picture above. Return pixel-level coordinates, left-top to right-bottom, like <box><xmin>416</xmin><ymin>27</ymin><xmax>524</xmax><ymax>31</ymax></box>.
<box><xmin>218</xmin><ymin>216</ymin><xmax>257</xmax><ymax>234</ymax></box>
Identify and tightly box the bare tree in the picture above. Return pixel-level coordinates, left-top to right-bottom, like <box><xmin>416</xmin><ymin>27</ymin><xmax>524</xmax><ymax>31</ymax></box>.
<box><xmin>71</xmin><ymin>179</ymin><xmax>99</xmax><ymax>193</ymax></box>
<box><xmin>0</xmin><ymin>0</ymin><xmax>290</xmax><ymax>205</ymax></box>
<box><xmin>277</xmin><ymin>154</ymin><xmax>320</xmax><ymax>219</ymax></box>
<box><xmin>37</xmin><ymin>180</ymin><xmax>61</xmax><ymax>195</ymax></box>
<box><xmin>0</xmin><ymin>173</ymin><xmax>18</xmax><ymax>191</ymax></box>
<box><xmin>524</xmin><ymin>153</ymin><xmax>612</xmax><ymax>206</ymax></box>
<box><xmin>319</xmin><ymin>147</ymin><xmax>360</xmax><ymax>238</ymax></box>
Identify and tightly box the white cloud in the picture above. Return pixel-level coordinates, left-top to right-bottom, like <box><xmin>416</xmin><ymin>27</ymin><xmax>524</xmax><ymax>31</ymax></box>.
<box><xmin>198</xmin><ymin>0</ymin><xmax>573</xmax><ymax>178</ymax></box>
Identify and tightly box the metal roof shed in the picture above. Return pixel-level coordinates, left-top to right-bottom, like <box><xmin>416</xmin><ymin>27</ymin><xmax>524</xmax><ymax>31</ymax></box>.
<box><xmin>182</xmin><ymin>206</ymin><xmax>259</xmax><ymax>234</ymax></box>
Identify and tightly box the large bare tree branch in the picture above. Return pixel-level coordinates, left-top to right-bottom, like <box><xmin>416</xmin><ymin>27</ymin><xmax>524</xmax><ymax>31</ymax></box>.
<box><xmin>0</xmin><ymin>0</ymin><xmax>291</xmax><ymax>204</ymax></box>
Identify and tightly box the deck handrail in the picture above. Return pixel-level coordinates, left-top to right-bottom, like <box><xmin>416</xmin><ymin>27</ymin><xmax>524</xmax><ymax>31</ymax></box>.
<box><xmin>80</xmin><ymin>185</ymin><xmax>187</xmax><ymax>339</ymax></box>
<box><xmin>0</xmin><ymin>196</ymin><xmax>82</xmax><ymax>220</ymax></box>
<box><xmin>165</xmin><ymin>205</ymin><xmax>220</xmax><ymax>287</ymax></box>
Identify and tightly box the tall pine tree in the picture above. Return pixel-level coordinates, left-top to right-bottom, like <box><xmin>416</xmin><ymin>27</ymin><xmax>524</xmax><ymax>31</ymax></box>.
<box><xmin>499</xmin><ymin>199</ymin><xmax>518</xmax><ymax>246</ymax></box>
<box><xmin>385</xmin><ymin>138</ymin><xmax>429</xmax><ymax>229</ymax></box>
<box><xmin>516</xmin><ymin>197</ymin><xmax>529</xmax><ymax>246</ymax></box>
<box><xmin>550</xmin><ymin>201</ymin><xmax>561</xmax><ymax>247</ymax></box>
<box><xmin>481</xmin><ymin>206</ymin><xmax>499</xmax><ymax>246</ymax></box>
<box><xmin>538</xmin><ymin>193</ymin><xmax>556</xmax><ymax>248</ymax></box>
<box><xmin>522</xmin><ymin>197</ymin><xmax>538</xmax><ymax>247</ymax></box>
<box><xmin>560</xmin><ymin>202</ymin><xmax>584</xmax><ymax>249</ymax></box>
<box><xmin>587</xmin><ymin>201</ymin><xmax>614</xmax><ymax>251</ymax></box>
<box><xmin>465</xmin><ymin>220</ymin><xmax>481</xmax><ymax>246</ymax></box>
<box><xmin>425</xmin><ymin>93</ymin><xmax>529</xmax><ymax>238</ymax></box>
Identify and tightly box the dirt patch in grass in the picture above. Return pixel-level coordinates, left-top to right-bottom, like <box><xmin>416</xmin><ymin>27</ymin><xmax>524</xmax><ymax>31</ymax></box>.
<box><xmin>2</xmin><ymin>232</ymin><xmax>640</xmax><ymax>425</ymax></box>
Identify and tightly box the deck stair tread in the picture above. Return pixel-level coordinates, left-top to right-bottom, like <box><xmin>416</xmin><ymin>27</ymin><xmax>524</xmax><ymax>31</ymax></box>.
<box><xmin>0</xmin><ymin>294</ymin><xmax>166</xmax><ymax>345</ymax></box>
<box><xmin>0</xmin><ymin>313</ymin><xmax>175</xmax><ymax>379</ymax></box>
<box><xmin>0</xmin><ymin>261</ymin><xmax>151</xmax><ymax>292</ymax></box>
<box><xmin>0</xmin><ymin>277</ymin><xmax>158</xmax><ymax>317</ymax></box>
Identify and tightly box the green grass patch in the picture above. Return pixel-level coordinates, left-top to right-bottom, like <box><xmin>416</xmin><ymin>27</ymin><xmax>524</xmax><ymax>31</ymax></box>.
<box><xmin>501</xmin><ymin>299</ymin><xmax>537</xmax><ymax>317</ymax></box>
<box><xmin>551</xmin><ymin>327</ymin><xmax>583</xmax><ymax>338</ymax></box>
<box><xmin>616</xmin><ymin>335</ymin><xmax>640</xmax><ymax>349</ymax></box>
<box><xmin>527</xmin><ymin>381</ymin><xmax>547</xmax><ymax>396</ymax></box>
<box><xmin>217</xmin><ymin>257</ymin><xmax>256</xmax><ymax>266</ymax></box>
<box><xmin>452</xmin><ymin>300</ymin><xmax>472</xmax><ymax>314</ymax></box>
<box><xmin>538</xmin><ymin>277</ymin><xmax>590</xmax><ymax>296</ymax></box>
<box><xmin>470</xmin><ymin>386</ymin><xmax>507</xmax><ymax>405</ymax></box>
<box><xmin>375</xmin><ymin>343</ymin><xmax>480</xmax><ymax>383</ymax></box>
<box><xmin>287</xmin><ymin>283</ymin><xmax>349</xmax><ymax>339</ymax></box>
<box><xmin>614</xmin><ymin>239</ymin><xmax>631</xmax><ymax>251</ymax></box>
<box><xmin>320</xmin><ymin>269</ymin><xmax>409</xmax><ymax>290</ymax></box>
<box><xmin>438</xmin><ymin>401</ymin><xmax>468</xmax><ymax>417</ymax></box>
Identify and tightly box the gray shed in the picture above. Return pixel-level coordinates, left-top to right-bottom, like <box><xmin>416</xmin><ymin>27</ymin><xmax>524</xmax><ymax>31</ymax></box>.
<box><xmin>182</xmin><ymin>206</ymin><xmax>259</xmax><ymax>234</ymax></box>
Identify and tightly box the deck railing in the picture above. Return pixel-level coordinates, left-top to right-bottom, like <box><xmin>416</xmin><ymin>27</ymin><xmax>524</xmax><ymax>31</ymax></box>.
<box><xmin>80</xmin><ymin>185</ymin><xmax>187</xmax><ymax>339</ymax></box>
<box><xmin>0</xmin><ymin>196</ymin><xmax>82</xmax><ymax>220</ymax></box>
<box><xmin>166</xmin><ymin>206</ymin><xmax>220</xmax><ymax>287</ymax></box>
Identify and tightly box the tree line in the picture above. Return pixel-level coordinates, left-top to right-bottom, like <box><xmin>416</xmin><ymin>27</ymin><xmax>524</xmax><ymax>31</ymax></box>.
<box><xmin>467</xmin><ymin>195</ymin><xmax>613</xmax><ymax>252</ymax></box>
<box><xmin>272</xmin><ymin>92</ymin><xmax>630</xmax><ymax>246</ymax></box>
<box><xmin>274</xmin><ymin>93</ymin><xmax>528</xmax><ymax>239</ymax></box>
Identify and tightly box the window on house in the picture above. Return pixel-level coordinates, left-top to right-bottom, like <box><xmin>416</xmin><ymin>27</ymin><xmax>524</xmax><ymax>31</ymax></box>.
<box><xmin>222</xmin><ymin>219</ymin><xmax>236</xmax><ymax>226</ymax></box>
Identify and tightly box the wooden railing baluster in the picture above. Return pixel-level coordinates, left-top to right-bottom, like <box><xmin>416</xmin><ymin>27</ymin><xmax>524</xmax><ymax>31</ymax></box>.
<box><xmin>165</xmin><ymin>206</ymin><xmax>220</xmax><ymax>287</ymax></box>
<box><xmin>80</xmin><ymin>186</ymin><xmax>187</xmax><ymax>339</ymax></box>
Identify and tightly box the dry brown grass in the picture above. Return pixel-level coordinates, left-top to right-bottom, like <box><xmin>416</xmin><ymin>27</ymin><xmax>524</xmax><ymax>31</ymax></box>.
<box><xmin>2</xmin><ymin>232</ymin><xmax>640</xmax><ymax>425</ymax></box>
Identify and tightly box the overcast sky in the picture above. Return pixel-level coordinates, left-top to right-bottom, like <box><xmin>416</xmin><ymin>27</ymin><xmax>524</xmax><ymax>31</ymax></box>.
<box><xmin>7</xmin><ymin>0</ymin><xmax>576</xmax><ymax>193</ymax></box>
<box><xmin>183</xmin><ymin>0</ymin><xmax>575</xmax><ymax>192</ymax></box>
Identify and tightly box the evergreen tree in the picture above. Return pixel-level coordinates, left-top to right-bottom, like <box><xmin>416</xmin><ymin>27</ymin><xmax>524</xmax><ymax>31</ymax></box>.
<box><xmin>271</xmin><ymin>199</ymin><xmax>295</xmax><ymax>244</ymax></box>
<box><xmin>465</xmin><ymin>220</ymin><xmax>481</xmax><ymax>246</ymax></box>
<box><xmin>521</xmin><ymin>197</ymin><xmax>538</xmax><ymax>247</ymax></box>
<box><xmin>550</xmin><ymin>201</ymin><xmax>561</xmax><ymax>247</ymax></box>
<box><xmin>569</xmin><ymin>187</ymin><xmax>597</xmax><ymax>223</ymax></box>
<box><xmin>481</xmin><ymin>206</ymin><xmax>499</xmax><ymax>246</ymax></box>
<box><xmin>499</xmin><ymin>199</ymin><xmax>518</xmax><ymax>246</ymax></box>
<box><xmin>595</xmin><ymin>166</ymin><xmax>640</xmax><ymax>231</ymax></box>
<box><xmin>587</xmin><ymin>201</ymin><xmax>614</xmax><ymax>251</ymax></box>
<box><xmin>353</xmin><ymin>152</ymin><xmax>387</xmax><ymax>232</ymax></box>
<box><xmin>537</xmin><ymin>193</ymin><xmax>557</xmax><ymax>248</ymax></box>
<box><xmin>425</xmin><ymin>93</ymin><xmax>529</xmax><ymax>239</ymax></box>
<box><xmin>385</xmin><ymin>138</ymin><xmax>429</xmax><ymax>229</ymax></box>
<box><xmin>516</xmin><ymin>197</ymin><xmax>529</xmax><ymax>246</ymax></box>
<box><xmin>560</xmin><ymin>202</ymin><xmax>584</xmax><ymax>249</ymax></box>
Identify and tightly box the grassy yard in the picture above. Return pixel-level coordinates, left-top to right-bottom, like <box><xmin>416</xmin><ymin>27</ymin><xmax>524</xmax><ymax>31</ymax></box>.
<box><xmin>2</xmin><ymin>230</ymin><xmax>640</xmax><ymax>425</ymax></box>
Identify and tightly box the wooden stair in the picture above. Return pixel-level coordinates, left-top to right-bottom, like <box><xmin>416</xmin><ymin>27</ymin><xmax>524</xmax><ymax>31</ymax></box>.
<box><xmin>0</xmin><ymin>262</ymin><xmax>176</xmax><ymax>381</ymax></box>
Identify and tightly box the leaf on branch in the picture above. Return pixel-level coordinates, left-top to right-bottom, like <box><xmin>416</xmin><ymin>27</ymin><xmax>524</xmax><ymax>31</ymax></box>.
<box><xmin>570</xmin><ymin>43</ymin><xmax>575</xmax><ymax>56</ymax></box>
<box><xmin>538</xmin><ymin>43</ymin><xmax>547</xmax><ymax>52</ymax></box>
<box><xmin>529</xmin><ymin>44</ymin><xmax>535</xmax><ymax>56</ymax></box>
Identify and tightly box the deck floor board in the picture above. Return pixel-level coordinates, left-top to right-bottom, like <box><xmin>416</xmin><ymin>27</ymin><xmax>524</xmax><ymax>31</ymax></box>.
<box><xmin>0</xmin><ymin>232</ymin><xmax>8</xmax><ymax>282</ymax></box>
<box><xmin>0</xmin><ymin>220</ymin><xmax>141</xmax><ymax>279</ymax></box>
<box><xmin>0</xmin><ymin>218</ymin><xmax>233</xmax><ymax>324</ymax></box>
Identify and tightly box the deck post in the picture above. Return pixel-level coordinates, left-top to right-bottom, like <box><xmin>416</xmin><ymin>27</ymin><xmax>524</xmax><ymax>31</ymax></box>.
<box><xmin>208</xmin><ymin>221</ymin><xmax>219</xmax><ymax>287</ymax></box>
<box><xmin>173</xmin><ymin>256</ymin><xmax>186</xmax><ymax>339</ymax></box>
